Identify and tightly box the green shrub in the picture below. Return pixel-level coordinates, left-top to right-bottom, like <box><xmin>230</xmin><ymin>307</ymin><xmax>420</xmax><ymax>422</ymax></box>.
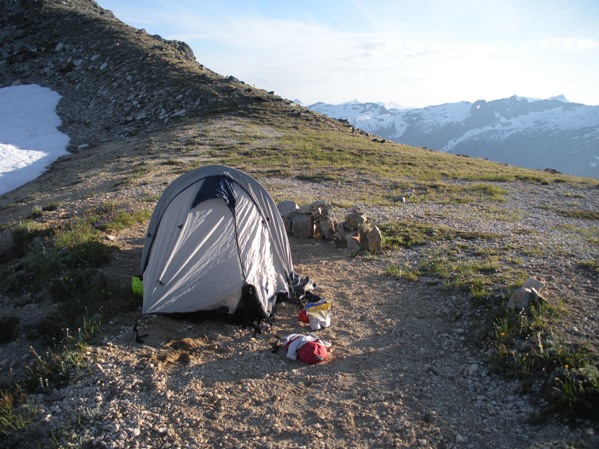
<box><xmin>42</xmin><ymin>201</ymin><xmax>60</xmax><ymax>212</ymax></box>
<box><xmin>385</xmin><ymin>262</ymin><xmax>420</xmax><ymax>281</ymax></box>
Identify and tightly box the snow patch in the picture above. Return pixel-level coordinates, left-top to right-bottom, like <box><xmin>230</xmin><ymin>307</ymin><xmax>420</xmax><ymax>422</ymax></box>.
<box><xmin>0</xmin><ymin>84</ymin><xmax>70</xmax><ymax>195</ymax></box>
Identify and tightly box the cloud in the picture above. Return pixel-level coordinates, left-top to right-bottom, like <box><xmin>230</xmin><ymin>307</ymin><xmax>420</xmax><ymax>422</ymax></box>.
<box><xmin>531</xmin><ymin>37</ymin><xmax>599</xmax><ymax>50</ymax></box>
<box><xmin>97</xmin><ymin>0</ymin><xmax>599</xmax><ymax>106</ymax></box>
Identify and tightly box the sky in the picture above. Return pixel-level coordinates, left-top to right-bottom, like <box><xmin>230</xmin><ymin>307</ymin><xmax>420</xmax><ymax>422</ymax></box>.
<box><xmin>0</xmin><ymin>85</ymin><xmax>70</xmax><ymax>195</ymax></box>
<box><xmin>95</xmin><ymin>0</ymin><xmax>599</xmax><ymax>108</ymax></box>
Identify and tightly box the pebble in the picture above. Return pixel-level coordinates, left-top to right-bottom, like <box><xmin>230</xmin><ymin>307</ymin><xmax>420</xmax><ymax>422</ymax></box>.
<box><xmin>455</xmin><ymin>434</ymin><xmax>468</xmax><ymax>443</ymax></box>
<box><xmin>468</xmin><ymin>364</ymin><xmax>479</xmax><ymax>376</ymax></box>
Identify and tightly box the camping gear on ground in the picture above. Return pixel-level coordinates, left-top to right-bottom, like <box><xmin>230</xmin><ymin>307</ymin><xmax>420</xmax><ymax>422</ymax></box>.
<box><xmin>298</xmin><ymin>308</ymin><xmax>309</xmax><ymax>324</ymax></box>
<box><xmin>279</xmin><ymin>333</ymin><xmax>331</xmax><ymax>364</ymax></box>
<box><xmin>305</xmin><ymin>299</ymin><xmax>332</xmax><ymax>330</ymax></box>
<box><xmin>131</xmin><ymin>275</ymin><xmax>143</xmax><ymax>298</ymax></box>
<box><xmin>138</xmin><ymin>165</ymin><xmax>294</xmax><ymax>323</ymax></box>
<box><xmin>297</xmin><ymin>292</ymin><xmax>332</xmax><ymax>330</ymax></box>
<box><xmin>290</xmin><ymin>271</ymin><xmax>317</xmax><ymax>295</ymax></box>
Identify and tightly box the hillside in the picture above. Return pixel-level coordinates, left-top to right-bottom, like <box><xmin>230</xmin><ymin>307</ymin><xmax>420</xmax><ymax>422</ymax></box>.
<box><xmin>1</xmin><ymin>1</ymin><xmax>598</xmax><ymax>448</ymax></box>
<box><xmin>309</xmin><ymin>97</ymin><xmax>599</xmax><ymax>178</ymax></box>
<box><xmin>0</xmin><ymin>0</ymin><xmax>331</xmax><ymax>148</ymax></box>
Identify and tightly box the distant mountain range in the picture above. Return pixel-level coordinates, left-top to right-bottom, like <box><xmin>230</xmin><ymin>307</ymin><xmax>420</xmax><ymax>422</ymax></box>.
<box><xmin>308</xmin><ymin>96</ymin><xmax>599</xmax><ymax>178</ymax></box>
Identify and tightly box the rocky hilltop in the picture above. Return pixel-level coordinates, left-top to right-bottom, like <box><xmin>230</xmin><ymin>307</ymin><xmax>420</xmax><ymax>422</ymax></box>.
<box><xmin>1</xmin><ymin>1</ymin><xmax>598</xmax><ymax>449</ymax></box>
<box><xmin>0</xmin><ymin>0</ymin><xmax>327</xmax><ymax>148</ymax></box>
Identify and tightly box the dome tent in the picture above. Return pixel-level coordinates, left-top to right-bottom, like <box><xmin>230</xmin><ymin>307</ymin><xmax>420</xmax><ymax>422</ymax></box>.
<box><xmin>139</xmin><ymin>165</ymin><xmax>294</xmax><ymax>318</ymax></box>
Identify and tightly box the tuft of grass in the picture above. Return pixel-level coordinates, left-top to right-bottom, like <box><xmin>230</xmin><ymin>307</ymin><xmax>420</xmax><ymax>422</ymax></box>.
<box><xmin>554</xmin><ymin>209</ymin><xmax>599</xmax><ymax>220</ymax></box>
<box><xmin>0</xmin><ymin>387</ymin><xmax>33</xmax><ymax>438</ymax></box>
<box><xmin>165</xmin><ymin>157</ymin><xmax>187</xmax><ymax>165</ymax></box>
<box><xmin>492</xmin><ymin>300</ymin><xmax>599</xmax><ymax>419</ymax></box>
<box><xmin>564</xmin><ymin>192</ymin><xmax>585</xmax><ymax>199</ymax></box>
<box><xmin>554</xmin><ymin>224</ymin><xmax>599</xmax><ymax>246</ymax></box>
<box><xmin>417</xmin><ymin>247</ymin><xmax>527</xmax><ymax>300</ymax></box>
<box><xmin>53</xmin><ymin>221</ymin><xmax>113</xmax><ymax>268</ymax></box>
<box><xmin>42</xmin><ymin>201</ymin><xmax>60</xmax><ymax>212</ymax></box>
<box><xmin>9</xmin><ymin>221</ymin><xmax>49</xmax><ymax>258</ymax></box>
<box><xmin>25</xmin><ymin>316</ymin><xmax>101</xmax><ymax>392</ymax></box>
<box><xmin>89</xmin><ymin>202</ymin><xmax>151</xmax><ymax>233</ymax></box>
<box><xmin>380</xmin><ymin>220</ymin><xmax>500</xmax><ymax>250</ymax></box>
<box><xmin>463</xmin><ymin>183</ymin><xmax>507</xmax><ymax>202</ymax></box>
<box><xmin>296</xmin><ymin>172</ymin><xmax>341</xmax><ymax>183</ymax></box>
<box><xmin>549</xmin><ymin>364</ymin><xmax>599</xmax><ymax>418</ymax></box>
<box><xmin>0</xmin><ymin>204</ymin><xmax>144</xmax><ymax>340</ymax></box>
<box><xmin>380</xmin><ymin>221</ymin><xmax>453</xmax><ymax>248</ymax></box>
<box><xmin>580</xmin><ymin>259</ymin><xmax>599</xmax><ymax>275</ymax></box>
<box><xmin>29</xmin><ymin>205</ymin><xmax>43</xmax><ymax>219</ymax></box>
<box><xmin>0</xmin><ymin>317</ymin><xmax>103</xmax><ymax>438</ymax></box>
<box><xmin>385</xmin><ymin>262</ymin><xmax>420</xmax><ymax>281</ymax></box>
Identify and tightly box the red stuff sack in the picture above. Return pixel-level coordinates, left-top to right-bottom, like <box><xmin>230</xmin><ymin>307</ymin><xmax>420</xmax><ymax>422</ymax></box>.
<box><xmin>296</xmin><ymin>340</ymin><xmax>328</xmax><ymax>364</ymax></box>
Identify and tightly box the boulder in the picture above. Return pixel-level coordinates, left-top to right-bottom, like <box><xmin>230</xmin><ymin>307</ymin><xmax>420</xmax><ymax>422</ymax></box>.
<box><xmin>279</xmin><ymin>200</ymin><xmax>381</xmax><ymax>253</ymax></box>
<box><xmin>312</xmin><ymin>206</ymin><xmax>328</xmax><ymax>220</ymax></box>
<box><xmin>346</xmin><ymin>232</ymin><xmax>361</xmax><ymax>251</ymax></box>
<box><xmin>277</xmin><ymin>200</ymin><xmax>298</xmax><ymax>217</ymax></box>
<box><xmin>367</xmin><ymin>225</ymin><xmax>383</xmax><ymax>254</ymax></box>
<box><xmin>298</xmin><ymin>204</ymin><xmax>313</xmax><ymax>214</ymax></box>
<box><xmin>523</xmin><ymin>277</ymin><xmax>544</xmax><ymax>292</ymax></box>
<box><xmin>281</xmin><ymin>216</ymin><xmax>292</xmax><ymax>234</ymax></box>
<box><xmin>345</xmin><ymin>211</ymin><xmax>366</xmax><ymax>230</ymax></box>
<box><xmin>318</xmin><ymin>216</ymin><xmax>336</xmax><ymax>240</ymax></box>
<box><xmin>291</xmin><ymin>213</ymin><xmax>314</xmax><ymax>239</ymax></box>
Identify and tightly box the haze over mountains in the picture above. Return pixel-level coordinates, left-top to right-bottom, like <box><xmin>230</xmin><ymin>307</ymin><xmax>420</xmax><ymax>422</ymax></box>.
<box><xmin>309</xmin><ymin>96</ymin><xmax>599</xmax><ymax>178</ymax></box>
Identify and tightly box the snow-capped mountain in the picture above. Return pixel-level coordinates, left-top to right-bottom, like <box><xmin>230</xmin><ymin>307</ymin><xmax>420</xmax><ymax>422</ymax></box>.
<box><xmin>309</xmin><ymin>96</ymin><xmax>599</xmax><ymax>178</ymax></box>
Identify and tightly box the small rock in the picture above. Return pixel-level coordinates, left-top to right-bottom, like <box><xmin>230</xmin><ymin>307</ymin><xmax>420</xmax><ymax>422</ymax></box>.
<box><xmin>468</xmin><ymin>364</ymin><xmax>479</xmax><ymax>376</ymax></box>
<box><xmin>507</xmin><ymin>287</ymin><xmax>531</xmax><ymax>311</ymax></box>
<box><xmin>455</xmin><ymin>434</ymin><xmax>468</xmax><ymax>443</ymax></box>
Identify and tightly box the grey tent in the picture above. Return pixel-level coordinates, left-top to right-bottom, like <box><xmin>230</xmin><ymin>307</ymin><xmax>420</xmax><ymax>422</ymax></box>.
<box><xmin>139</xmin><ymin>165</ymin><xmax>294</xmax><ymax>317</ymax></box>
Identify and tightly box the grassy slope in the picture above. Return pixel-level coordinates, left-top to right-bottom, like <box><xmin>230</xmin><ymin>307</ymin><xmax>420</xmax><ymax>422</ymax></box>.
<box><xmin>1</xmin><ymin>109</ymin><xmax>598</xmax><ymax>432</ymax></box>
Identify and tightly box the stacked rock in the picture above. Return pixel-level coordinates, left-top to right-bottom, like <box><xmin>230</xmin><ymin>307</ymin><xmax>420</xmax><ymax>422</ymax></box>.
<box><xmin>334</xmin><ymin>206</ymin><xmax>382</xmax><ymax>254</ymax></box>
<box><xmin>277</xmin><ymin>201</ymin><xmax>382</xmax><ymax>254</ymax></box>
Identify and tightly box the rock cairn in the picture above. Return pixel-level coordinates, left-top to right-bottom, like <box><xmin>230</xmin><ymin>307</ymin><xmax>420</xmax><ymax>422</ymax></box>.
<box><xmin>277</xmin><ymin>200</ymin><xmax>383</xmax><ymax>253</ymax></box>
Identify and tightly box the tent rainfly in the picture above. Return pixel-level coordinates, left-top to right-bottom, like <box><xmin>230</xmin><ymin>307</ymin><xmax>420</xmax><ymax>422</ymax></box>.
<box><xmin>139</xmin><ymin>165</ymin><xmax>294</xmax><ymax>317</ymax></box>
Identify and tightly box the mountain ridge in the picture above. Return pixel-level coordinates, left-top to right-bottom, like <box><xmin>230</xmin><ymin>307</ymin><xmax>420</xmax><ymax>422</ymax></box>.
<box><xmin>0</xmin><ymin>0</ymin><xmax>333</xmax><ymax>149</ymax></box>
<box><xmin>309</xmin><ymin>96</ymin><xmax>599</xmax><ymax>178</ymax></box>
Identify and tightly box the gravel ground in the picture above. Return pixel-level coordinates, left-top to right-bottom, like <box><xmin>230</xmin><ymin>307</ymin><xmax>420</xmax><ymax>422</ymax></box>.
<box><xmin>3</xmin><ymin>173</ymin><xmax>598</xmax><ymax>448</ymax></box>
